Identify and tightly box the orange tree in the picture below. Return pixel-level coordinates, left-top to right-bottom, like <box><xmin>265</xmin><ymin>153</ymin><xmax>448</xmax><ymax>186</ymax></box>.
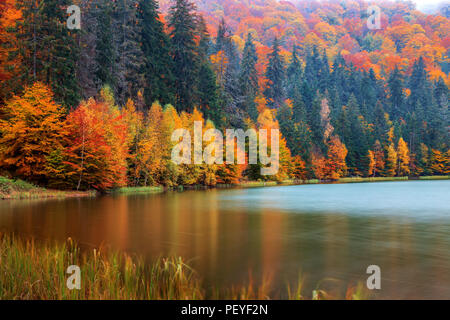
<box><xmin>0</xmin><ymin>82</ymin><xmax>68</xmax><ymax>183</ymax></box>
<box><xmin>64</xmin><ymin>88</ymin><xmax>130</xmax><ymax>191</ymax></box>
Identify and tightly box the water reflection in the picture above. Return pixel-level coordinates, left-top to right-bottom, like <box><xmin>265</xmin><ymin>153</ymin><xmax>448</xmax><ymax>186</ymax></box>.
<box><xmin>0</xmin><ymin>181</ymin><xmax>449</xmax><ymax>299</ymax></box>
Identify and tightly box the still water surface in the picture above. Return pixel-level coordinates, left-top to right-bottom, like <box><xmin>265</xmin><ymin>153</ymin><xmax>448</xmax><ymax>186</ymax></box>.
<box><xmin>1</xmin><ymin>180</ymin><xmax>449</xmax><ymax>299</ymax></box>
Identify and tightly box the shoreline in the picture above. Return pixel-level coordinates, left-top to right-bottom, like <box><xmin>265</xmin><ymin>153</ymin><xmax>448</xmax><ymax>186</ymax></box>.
<box><xmin>0</xmin><ymin>176</ymin><xmax>95</xmax><ymax>200</ymax></box>
<box><xmin>1</xmin><ymin>175</ymin><xmax>448</xmax><ymax>200</ymax></box>
<box><xmin>113</xmin><ymin>175</ymin><xmax>449</xmax><ymax>195</ymax></box>
<box><xmin>0</xmin><ymin>189</ymin><xmax>95</xmax><ymax>200</ymax></box>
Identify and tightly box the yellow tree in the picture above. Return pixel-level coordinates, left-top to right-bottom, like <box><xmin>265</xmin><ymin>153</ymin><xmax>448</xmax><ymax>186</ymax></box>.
<box><xmin>176</xmin><ymin>109</ymin><xmax>201</xmax><ymax>185</ymax></box>
<box><xmin>385</xmin><ymin>143</ymin><xmax>398</xmax><ymax>177</ymax></box>
<box><xmin>139</xmin><ymin>101</ymin><xmax>165</xmax><ymax>186</ymax></box>
<box><xmin>367</xmin><ymin>150</ymin><xmax>375</xmax><ymax>177</ymax></box>
<box><xmin>178</xmin><ymin>107</ymin><xmax>220</xmax><ymax>186</ymax></box>
<box><xmin>210</xmin><ymin>50</ymin><xmax>228</xmax><ymax>88</ymax></box>
<box><xmin>122</xmin><ymin>98</ymin><xmax>144</xmax><ymax>186</ymax></box>
<box><xmin>276</xmin><ymin>136</ymin><xmax>293</xmax><ymax>181</ymax></box>
<box><xmin>373</xmin><ymin>140</ymin><xmax>385</xmax><ymax>177</ymax></box>
<box><xmin>99</xmin><ymin>87</ymin><xmax>129</xmax><ymax>188</ymax></box>
<box><xmin>160</xmin><ymin>104</ymin><xmax>182</xmax><ymax>186</ymax></box>
<box><xmin>429</xmin><ymin>149</ymin><xmax>446</xmax><ymax>175</ymax></box>
<box><xmin>445</xmin><ymin>150</ymin><xmax>450</xmax><ymax>175</ymax></box>
<box><xmin>257</xmin><ymin>108</ymin><xmax>292</xmax><ymax>181</ymax></box>
<box><xmin>200</xmin><ymin>119</ymin><xmax>218</xmax><ymax>186</ymax></box>
<box><xmin>122</xmin><ymin>99</ymin><xmax>143</xmax><ymax>147</ymax></box>
<box><xmin>396</xmin><ymin>137</ymin><xmax>410</xmax><ymax>176</ymax></box>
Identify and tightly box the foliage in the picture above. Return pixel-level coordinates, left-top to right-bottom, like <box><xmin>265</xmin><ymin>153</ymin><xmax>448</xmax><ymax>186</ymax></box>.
<box><xmin>0</xmin><ymin>0</ymin><xmax>449</xmax><ymax>188</ymax></box>
<box><xmin>0</xmin><ymin>82</ymin><xmax>68</xmax><ymax>183</ymax></box>
<box><xmin>64</xmin><ymin>88</ymin><xmax>130</xmax><ymax>191</ymax></box>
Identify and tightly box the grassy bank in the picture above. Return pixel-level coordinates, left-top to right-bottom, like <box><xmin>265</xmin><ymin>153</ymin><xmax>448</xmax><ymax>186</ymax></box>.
<box><xmin>114</xmin><ymin>175</ymin><xmax>449</xmax><ymax>196</ymax></box>
<box><xmin>418</xmin><ymin>175</ymin><xmax>450</xmax><ymax>180</ymax></box>
<box><xmin>4</xmin><ymin>175</ymin><xmax>448</xmax><ymax>199</ymax></box>
<box><xmin>338</xmin><ymin>176</ymin><xmax>449</xmax><ymax>183</ymax></box>
<box><xmin>235</xmin><ymin>179</ymin><xmax>320</xmax><ymax>188</ymax></box>
<box><xmin>0</xmin><ymin>176</ymin><xmax>94</xmax><ymax>200</ymax></box>
<box><xmin>111</xmin><ymin>186</ymin><xmax>164</xmax><ymax>195</ymax></box>
<box><xmin>228</xmin><ymin>175</ymin><xmax>449</xmax><ymax>189</ymax></box>
<box><xmin>0</xmin><ymin>233</ymin><xmax>368</xmax><ymax>300</ymax></box>
<box><xmin>230</xmin><ymin>175</ymin><xmax>449</xmax><ymax>189</ymax></box>
<box><xmin>337</xmin><ymin>176</ymin><xmax>409</xmax><ymax>183</ymax></box>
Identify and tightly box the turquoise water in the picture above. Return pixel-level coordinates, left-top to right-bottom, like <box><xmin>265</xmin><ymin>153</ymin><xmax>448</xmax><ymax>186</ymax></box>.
<box><xmin>0</xmin><ymin>180</ymin><xmax>449</xmax><ymax>299</ymax></box>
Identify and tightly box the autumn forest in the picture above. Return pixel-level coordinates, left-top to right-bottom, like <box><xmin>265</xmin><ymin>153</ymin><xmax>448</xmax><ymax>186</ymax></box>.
<box><xmin>0</xmin><ymin>0</ymin><xmax>449</xmax><ymax>191</ymax></box>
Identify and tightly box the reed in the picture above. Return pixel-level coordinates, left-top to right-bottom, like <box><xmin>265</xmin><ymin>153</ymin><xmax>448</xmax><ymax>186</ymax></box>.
<box><xmin>0</xmin><ymin>233</ymin><xmax>368</xmax><ymax>300</ymax></box>
<box><xmin>0</xmin><ymin>234</ymin><xmax>202</xmax><ymax>300</ymax></box>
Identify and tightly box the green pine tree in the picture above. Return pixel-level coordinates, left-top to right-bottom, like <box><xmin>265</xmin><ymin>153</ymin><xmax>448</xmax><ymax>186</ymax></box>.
<box><xmin>138</xmin><ymin>0</ymin><xmax>175</xmax><ymax>107</ymax></box>
<box><xmin>238</xmin><ymin>33</ymin><xmax>259</xmax><ymax>122</ymax></box>
<box><xmin>95</xmin><ymin>0</ymin><xmax>116</xmax><ymax>93</ymax></box>
<box><xmin>388</xmin><ymin>66</ymin><xmax>404</xmax><ymax>119</ymax></box>
<box><xmin>196</xmin><ymin>16</ymin><xmax>223</xmax><ymax>127</ymax></box>
<box><xmin>113</xmin><ymin>0</ymin><xmax>145</xmax><ymax>105</ymax></box>
<box><xmin>286</xmin><ymin>45</ymin><xmax>303</xmax><ymax>100</ymax></box>
<box><xmin>264</xmin><ymin>37</ymin><xmax>285</xmax><ymax>108</ymax></box>
<box><xmin>168</xmin><ymin>0</ymin><xmax>200</xmax><ymax>112</ymax></box>
<box><xmin>15</xmin><ymin>0</ymin><xmax>81</xmax><ymax>109</ymax></box>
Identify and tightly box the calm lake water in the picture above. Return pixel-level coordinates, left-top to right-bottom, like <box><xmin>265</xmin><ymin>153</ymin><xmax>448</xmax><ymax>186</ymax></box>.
<box><xmin>1</xmin><ymin>180</ymin><xmax>449</xmax><ymax>299</ymax></box>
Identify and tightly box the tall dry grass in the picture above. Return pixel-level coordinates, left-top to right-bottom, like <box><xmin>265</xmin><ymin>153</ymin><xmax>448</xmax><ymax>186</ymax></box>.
<box><xmin>0</xmin><ymin>234</ymin><xmax>202</xmax><ymax>299</ymax></box>
<box><xmin>0</xmin><ymin>233</ymin><xmax>368</xmax><ymax>300</ymax></box>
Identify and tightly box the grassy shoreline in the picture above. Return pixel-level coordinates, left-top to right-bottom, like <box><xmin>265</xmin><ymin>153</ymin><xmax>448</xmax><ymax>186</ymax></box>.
<box><xmin>237</xmin><ymin>175</ymin><xmax>449</xmax><ymax>187</ymax></box>
<box><xmin>114</xmin><ymin>175</ymin><xmax>449</xmax><ymax>195</ymax></box>
<box><xmin>111</xmin><ymin>186</ymin><xmax>164</xmax><ymax>194</ymax></box>
<box><xmin>0</xmin><ymin>233</ymin><xmax>367</xmax><ymax>300</ymax></box>
<box><xmin>0</xmin><ymin>176</ymin><xmax>94</xmax><ymax>200</ymax></box>
<box><xmin>2</xmin><ymin>175</ymin><xmax>448</xmax><ymax>200</ymax></box>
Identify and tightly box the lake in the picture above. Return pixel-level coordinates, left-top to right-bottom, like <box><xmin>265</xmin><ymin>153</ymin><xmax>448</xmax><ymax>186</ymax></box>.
<box><xmin>0</xmin><ymin>180</ymin><xmax>449</xmax><ymax>299</ymax></box>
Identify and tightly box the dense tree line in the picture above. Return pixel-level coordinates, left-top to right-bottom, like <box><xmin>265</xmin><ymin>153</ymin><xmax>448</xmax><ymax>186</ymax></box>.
<box><xmin>0</xmin><ymin>0</ymin><xmax>448</xmax><ymax>191</ymax></box>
